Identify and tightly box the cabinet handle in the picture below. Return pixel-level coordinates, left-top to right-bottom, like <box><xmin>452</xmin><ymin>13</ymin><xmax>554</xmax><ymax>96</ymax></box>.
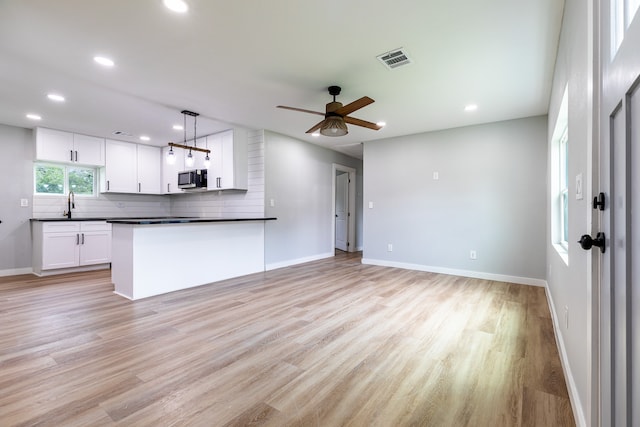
<box><xmin>81</xmin><ymin>233</ymin><xmax>85</xmax><ymax>245</ymax></box>
<box><xmin>107</xmin><ymin>180</ymin><xmax>110</xmax><ymax>191</ymax></box>
<box><xmin>74</xmin><ymin>151</ymin><xmax>78</xmax><ymax>162</ymax></box>
<box><xmin>217</xmin><ymin>177</ymin><xmax>221</xmax><ymax>188</ymax></box>
<box><xmin>138</xmin><ymin>183</ymin><xmax>141</xmax><ymax>193</ymax></box>
<box><xmin>70</xmin><ymin>150</ymin><xmax>74</xmax><ymax>161</ymax></box>
<box><xmin>76</xmin><ymin>234</ymin><xmax>79</xmax><ymax>245</ymax></box>
<box><xmin>167</xmin><ymin>183</ymin><xmax>170</xmax><ymax>193</ymax></box>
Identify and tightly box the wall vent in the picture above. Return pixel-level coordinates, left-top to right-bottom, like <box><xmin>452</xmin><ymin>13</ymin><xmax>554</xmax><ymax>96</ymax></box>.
<box><xmin>376</xmin><ymin>48</ymin><xmax>412</xmax><ymax>70</ymax></box>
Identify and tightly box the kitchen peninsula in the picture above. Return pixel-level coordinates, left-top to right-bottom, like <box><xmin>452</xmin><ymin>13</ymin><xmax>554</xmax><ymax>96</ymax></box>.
<box><xmin>108</xmin><ymin>217</ymin><xmax>276</xmax><ymax>300</ymax></box>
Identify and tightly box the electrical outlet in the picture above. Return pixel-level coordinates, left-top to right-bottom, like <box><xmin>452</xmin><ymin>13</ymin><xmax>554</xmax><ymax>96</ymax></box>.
<box><xmin>269</xmin><ymin>198</ymin><xmax>275</xmax><ymax>207</ymax></box>
<box><xmin>564</xmin><ymin>306</ymin><xmax>569</xmax><ymax>329</ymax></box>
<box><xmin>470</xmin><ymin>250</ymin><xmax>477</xmax><ymax>260</ymax></box>
<box><xmin>387</xmin><ymin>243</ymin><xmax>393</xmax><ymax>252</ymax></box>
<box><xmin>368</xmin><ymin>201</ymin><xmax>374</xmax><ymax>209</ymax></box>
<box><xmin>433</xmin><ymin>171</ymin><xmax>439</xmax><ymax>180</ymax></box>
<box><xmin>20</xmin><ymin>198</ymin><xmax>29</xmax><ymax>207</ymax></box>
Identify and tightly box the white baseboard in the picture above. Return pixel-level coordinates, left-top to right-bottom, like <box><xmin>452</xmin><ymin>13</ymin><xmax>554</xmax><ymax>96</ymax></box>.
<box><xmin>0</xmin><ymin>267</ymin><xmax>33</xmax><ymax>277</ymax></box>
<box><xmin>266</xmin><ymin>252</ymin><xmax>334</xmax><ymax>271</ymax></box>
<box><xmin>360</xmin><ymin>258</ymin><xmax>546</xmax><ymax>287</ymax></box>
<box><xmin>545</xmin><ymin>283</ymin><xmax>587</xmax><ymax>427</ymax></box>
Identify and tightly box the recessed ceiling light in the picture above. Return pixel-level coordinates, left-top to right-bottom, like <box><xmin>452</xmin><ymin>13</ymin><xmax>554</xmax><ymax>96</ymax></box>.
<box><xmin>94</xmin><ymin>56</ymin><xmax>115</xmax><ymax>67</ymax></box>
<box><xmin>172</xmin><ymin>124</ymin><xmax>183</xmax><ymax>130</ymax></box>
<box><xmin>464</xmin><ymin>104</ymin><xmax>478</xmax><ymax>112</ymax></box>
<box><xmin>26</xmin><ymin>113</ymin><xmax>42</xmax><ymax>120</ymax></box>
<box><xmin>140</xmin><ymin>136</ymin><xmax>151</xmax><ymax>141</ymax></box>
<box><xmin>47</xmin><ymin>93</ymin><xmax>65</xmax><ymax>102</ymax></box>
<box><xmin>163</xmin><ymin>0</ymin><xmax>188</xmax><ymax>13</ymax></box>
<box><xmin>376</xmin><ymin>121</ymin><xmax>386</xmax><ymax>127</ymax></box>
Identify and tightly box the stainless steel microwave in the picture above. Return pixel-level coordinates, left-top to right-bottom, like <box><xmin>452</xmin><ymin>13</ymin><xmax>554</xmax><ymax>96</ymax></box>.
<box><xmin>178</xmin><ymin>169</ymin><xmax>207</xmax><ymax>189</ymax></box>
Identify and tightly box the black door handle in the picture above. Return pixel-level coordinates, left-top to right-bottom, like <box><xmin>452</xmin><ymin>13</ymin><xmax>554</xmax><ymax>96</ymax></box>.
<box><xmin>578</xmin><ymin>232</ymin><xmax>606</xmax><ymax>253</ymax></box>
<box><xmin>593</xmin><ymin>192</ymin><xmax>605</xmax><ymax>211</ymax></box>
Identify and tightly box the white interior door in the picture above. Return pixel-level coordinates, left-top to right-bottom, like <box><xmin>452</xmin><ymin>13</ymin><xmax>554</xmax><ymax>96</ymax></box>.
<box><xmin>335</xmin><ymin>172</ymin><xmax>348</xmax><ymax>251</ymax></box>
<box><xmin>598</xmin><ymin>2</ymin><xmax>640</xmax><ymax>425</ymax></box>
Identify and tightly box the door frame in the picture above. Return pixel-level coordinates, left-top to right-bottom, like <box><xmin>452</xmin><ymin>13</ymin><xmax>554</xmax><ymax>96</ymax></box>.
<box><xmin>332</xmin><ymin>164</ymin><xmax>356</xmax><ymax>253</ymax></box>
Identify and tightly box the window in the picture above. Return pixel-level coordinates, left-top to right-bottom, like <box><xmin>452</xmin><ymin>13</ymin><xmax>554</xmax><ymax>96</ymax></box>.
<box><xmin>34</xmin><ymin>163</ymin><xmax>96</xmax><ymax>196</ymax></box>
<box><xmin>612</xmin><ymin>0</ymin><xmax>640</xmax><ymax>57</ymax></box>
<box><xmin>559</xmin><ymin>128</ymin><xmax>569</xmax><ymax>248</ymax></box>
<box><xmin>551</xmin><ymin>86</ymin><xmax>569</xmax><ymax>262</ymax></box>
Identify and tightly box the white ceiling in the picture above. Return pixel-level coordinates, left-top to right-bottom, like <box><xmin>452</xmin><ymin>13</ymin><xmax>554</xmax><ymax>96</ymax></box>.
<box><xmin>0</xmin><ymin>0</ymin><xmax>564</xmax><ymax>159</ymax></box>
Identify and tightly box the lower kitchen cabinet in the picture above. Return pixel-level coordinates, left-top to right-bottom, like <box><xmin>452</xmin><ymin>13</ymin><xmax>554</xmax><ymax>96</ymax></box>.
<box><xmin>32</xmin><ymin>221</ymin><xmax>112</xmax><ymax>275</ymax></box>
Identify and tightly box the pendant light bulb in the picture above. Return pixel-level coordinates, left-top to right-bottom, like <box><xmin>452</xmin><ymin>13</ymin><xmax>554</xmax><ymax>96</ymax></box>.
<box><xmin>203</xmin><ymin>153</ymin><xmax>211</xmax><ymax>169</ymax></box>
<box><xmin>166</xmin><ymin>146</ymin><xmax>176</xmax><ymax>165</ymax></box>
<box><xmin>185</xmin><ymin>150</ymin><xmax>194</xmax><ymax>167</ymax></box>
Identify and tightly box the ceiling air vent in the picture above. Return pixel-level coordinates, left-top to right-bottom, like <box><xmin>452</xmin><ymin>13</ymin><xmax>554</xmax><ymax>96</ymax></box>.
<box><xmin>112</xmin><ymin>130</ymin><xmax>132</xmax><ymax>137</ymax></box>
<box><xmin>376</xmin><ymin>48</ymin><xmax>412</xmax><ymax>70</ymax></box>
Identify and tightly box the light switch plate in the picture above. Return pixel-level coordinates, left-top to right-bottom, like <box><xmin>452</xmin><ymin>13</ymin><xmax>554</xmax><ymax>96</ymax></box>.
<box><xmin>576</xmin><ymin>173</ymin><xmax>583</xmax><ymax>200</ymax></box>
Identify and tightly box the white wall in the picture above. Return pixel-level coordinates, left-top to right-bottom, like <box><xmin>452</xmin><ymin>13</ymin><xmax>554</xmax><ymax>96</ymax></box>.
<box><xmin>362</xmin><ymin>116</ymin><xmax>547</xmax><ymax>285</ymax></box>
<box><xmin>0</xmin><ymin>124</ymin><xmax>33</xmax><ymax>275</ymax></box>
<box><xmin>546</xmin><ymin>0</ymin><xmax>592</xmax><ymax>424</ymax></box>
<box><xmin>263</xmin><ymin>131</ymin><xmax>363</xmax><ymax>269</ymax></box>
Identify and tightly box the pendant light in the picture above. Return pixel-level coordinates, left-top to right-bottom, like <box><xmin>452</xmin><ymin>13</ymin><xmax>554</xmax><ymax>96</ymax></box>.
<box><xmin>166</xmin><ymin>110</ymin><xmax>210</xmax><ymax>166</ymax></box>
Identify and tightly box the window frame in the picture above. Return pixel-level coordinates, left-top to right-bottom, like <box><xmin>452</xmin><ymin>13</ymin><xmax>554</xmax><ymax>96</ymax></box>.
<box><xmin>558</xmin><ymin>128</ymin><xmax>569</xmax><ymax>250</ymax></box>
<box><xmin>34</xmin><ymin>162</ymin><xmax>98</xmax><ymax>197</ymax></box>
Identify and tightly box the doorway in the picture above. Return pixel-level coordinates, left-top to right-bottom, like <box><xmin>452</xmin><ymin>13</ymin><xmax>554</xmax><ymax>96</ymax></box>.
<box><xmin>332</xmin><ymin>164</ymin><xmax>356</xmax><ymax>253</ymax></box>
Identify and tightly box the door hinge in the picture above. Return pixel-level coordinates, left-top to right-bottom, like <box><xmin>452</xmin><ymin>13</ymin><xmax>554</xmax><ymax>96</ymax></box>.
<box><xmin>347</xmin><ymin>242</ymin><xmax>350</xmax><ymax>247</ymax></box>
<box><xmin>348</xmin><ymin>212</ymin><xmax>350</xmax><ymax>217</ymax></box>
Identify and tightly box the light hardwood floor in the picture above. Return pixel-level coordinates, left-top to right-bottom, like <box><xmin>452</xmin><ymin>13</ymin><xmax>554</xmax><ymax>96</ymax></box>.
<box><xmin>0</xmin><ymin>252</ymin><xmax>575</xmax><ymax>426</ymax></box>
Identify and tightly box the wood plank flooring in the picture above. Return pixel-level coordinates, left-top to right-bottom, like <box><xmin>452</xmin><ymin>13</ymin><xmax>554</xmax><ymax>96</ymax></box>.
<box><xmin>0</xmin><ymin>252</ymin><xmax>575</xmax><ymax>426</ymax></box>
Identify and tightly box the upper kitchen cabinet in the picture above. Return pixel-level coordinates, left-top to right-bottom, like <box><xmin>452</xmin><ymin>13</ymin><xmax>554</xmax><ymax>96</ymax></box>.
<box><xmin>102</xmin><ymin>140</ymin><xmax>161</xmax><ymax>194</ymax></box>
<box><xmin>207</xmin><ymin>128</ymin><xmax>248</xmax><ymax>191</ymax></box>
<box><xmin>136</xmin><ymin>144</ymin><xmax>161</xmax><ymax>194</ymax></box>
<box><xmin>161</xmin><ymin>146</ymin><xmax>185</xmax><ymax>194</ymax></box>
<box><xmin>35</xmin><ymin>127</ymin><xmax>105</xmax><ymax>166</ymax></box>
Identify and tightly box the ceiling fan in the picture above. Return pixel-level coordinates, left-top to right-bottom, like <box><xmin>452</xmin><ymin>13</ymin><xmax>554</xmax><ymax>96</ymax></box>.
<box><xmin>277</xmin><ymin>86</ymin><xmax>382</xmax><ymax>137</ymax></box>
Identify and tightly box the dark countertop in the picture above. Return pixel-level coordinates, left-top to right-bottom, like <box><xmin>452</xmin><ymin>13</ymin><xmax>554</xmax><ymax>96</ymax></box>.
<box><xmin>32</xmin><ymin>217</ymin><xmax>277</xmax><ymax>224</ymax></box>
<box><xmin>107</xmin><ymin>217</ymin><xmax>277</xmax><ymax>225</ymax></box>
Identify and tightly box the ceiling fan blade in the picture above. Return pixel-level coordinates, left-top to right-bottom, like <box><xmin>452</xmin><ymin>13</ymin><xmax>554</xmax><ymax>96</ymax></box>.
<box><xmin>343</xmin><ymin>116</ymin><xmax>382</xmax><ymax>130</ymax></box>
<box><xmin>277</xmin><ymin>105</ymin><xmax>325</xmax><ymax>116</ymax></box>
<box><xmin>335</xmin><ymin>96</ymin><xmax>374</xmax><ymax>116</ymax></box>
<box><xmin>305</xmin><ymin>119</ymin><xmax>326</xmax><ymax>134</ymax></box>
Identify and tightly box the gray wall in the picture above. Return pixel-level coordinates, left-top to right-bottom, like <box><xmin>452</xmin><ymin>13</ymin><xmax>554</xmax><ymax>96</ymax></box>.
<box><xmin>363</xmin><ymin>116</ymin><xmax>547</xmax><ymax>283</ymax></box>
<box><xmin>546</xmin><ymin>0</ymin><xmax>591</xmax><ymax>423</ymax></box>
<box><xmin>264</xmin><ymin>131</ymin><xmax>363</xmax><ymax>268</ymax></box>
<box><xmin>0</xmin><ymin>124</ymin><xmax>33</xmax><ymax>274</ymax></box>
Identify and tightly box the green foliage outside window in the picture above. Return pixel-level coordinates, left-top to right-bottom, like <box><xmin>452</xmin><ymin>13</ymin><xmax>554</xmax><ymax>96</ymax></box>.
<box><xmin>34</xmin><ymin>164</ymin><xmax>95</xmax><ymax>196</ymax></box>
<box><xmin>35</xmin><ymin>165</ymin><xmax>64</xmax><ymax>194</ymax></box>
<box><xmin>68</xmin><ymin>167</ymin><xmax>94</xmax><ymax>195</ymax></box>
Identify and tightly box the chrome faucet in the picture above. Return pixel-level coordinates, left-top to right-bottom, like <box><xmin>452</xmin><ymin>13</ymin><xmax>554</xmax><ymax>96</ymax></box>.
<box><xmin>64</xmin><ymin>191</ymin><xmax>75</xmax><ymax>219</ymax></box>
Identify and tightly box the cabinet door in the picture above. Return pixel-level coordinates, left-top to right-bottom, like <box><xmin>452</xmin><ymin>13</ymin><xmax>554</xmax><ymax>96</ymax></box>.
<box><xmin>79</xmin><ymin>231</ymin><xmax>111</xmax><ymax>265</ymax></box>
<box><xmin>161</xmin><ymin>146</ymin><xmax>184</xmax><ymax>194</ymax></box>
<box><xmin>104</xmin><ymin>139</ymin><xmax>137</xmax><ymax>193</ymax></box>
<box><xmin>35</xmin><ymin>128</ymin><xmax>74</xmax><ymax>163</ymax></box>
<box><xmin>206</xmin><ymin>133</ymin><xmax>224</xmax><ymax>190</ymax></box>
<box><xmin>42</xmin><ymin>232</ymin><xmax>80</xmax><ymax>269</ymax></box>
<box><xmin>73</xmin><ymin>134</ymin><xmax>105</xmax><ymax>166</ymax></box>
<box><xmin>136</xmin><ymin>144</ymin><xmax>161</xmax><ymax>194</ymax></box>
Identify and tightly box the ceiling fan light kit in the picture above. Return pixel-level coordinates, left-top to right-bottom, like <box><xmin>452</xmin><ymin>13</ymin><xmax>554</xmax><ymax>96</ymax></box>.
<box><xmin>277</xmin><ymin>85</ymin><xmax>382</xmax><ymax>137</ymax></box>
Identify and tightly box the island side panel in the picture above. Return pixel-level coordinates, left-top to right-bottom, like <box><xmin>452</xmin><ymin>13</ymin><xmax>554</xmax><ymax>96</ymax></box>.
<box><xmin>111</xmin><ymin>224</ymin><xmax>135</xmax><ymax>299</ymax></box>
<box><xmin>129</xmin><ymin>221</ymin><xmax>265</xmax><ymax>299</ymax></box>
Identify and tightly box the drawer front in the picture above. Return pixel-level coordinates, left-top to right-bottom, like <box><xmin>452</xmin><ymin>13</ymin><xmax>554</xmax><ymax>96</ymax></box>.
<box><xmin>80</xmin><ymin>222</ymin><xmax>112</xmax><ymax>232</ymax></box>
<box><xmin>42</xmin><ymin>222</ymin><xmax>80</xmax><ymax>233</ymax></box>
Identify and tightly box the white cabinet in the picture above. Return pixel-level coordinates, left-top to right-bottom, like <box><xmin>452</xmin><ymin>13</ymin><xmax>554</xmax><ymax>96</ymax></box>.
<box><xmin>32</xmin><ymin>221</ymin><xmax>112</xmax><ymax>275</ymax></box>
<box><xmin>206</xmin><ymin>128</ymin><xmax>248</xmax><ymax>190</ymax></box>
<box><xmin>136</xmin><ymin>144</ymin><xmax>161</xmax><ymax>194</ymax></box>
<box><xmin>103</xmin><ymin>139</ymin><xmax>137</xmax><ymax>193</ymax></box>
<box><xmin>103</xmin><ymin>140</ymin><xmax>161</xmax><ymax>194</ymax></box>
<box><xmin>161</xmin><ymin>146</ymin><xmax>185</xmax><ymax>194</ymax></box>
<box><xmin>35</xmin><ymin>127</ymin><xmax>105</xmax><ymax>166</ymax></box>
